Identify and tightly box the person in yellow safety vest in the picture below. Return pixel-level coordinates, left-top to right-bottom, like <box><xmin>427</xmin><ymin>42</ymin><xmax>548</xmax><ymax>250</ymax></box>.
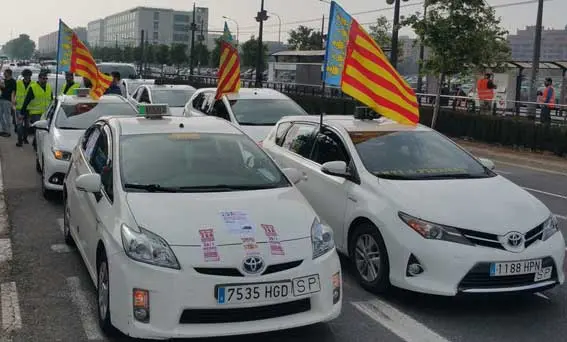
<box><xmin>476</xmin><ymin>73</ymin><xmax>497</xmax><ymax>115</ymax></box>
<box><xmin>539</xmin><ymin>77</ymin><xmax>555</xmax><ymax>125</ymax></box>
<box><xmin>60</xmin><ymin>72</ymin><xmax>79</xmax><ymax>95</ymax></box>
<box><xmin>15</xmin><ymin>69</ymin><xmax>33</xmax><ymax>146</ymax></box>
<box><xmin>20</xmin><ymin>72</ymin><xmax>53</xmax><ymax>149</ymax></box>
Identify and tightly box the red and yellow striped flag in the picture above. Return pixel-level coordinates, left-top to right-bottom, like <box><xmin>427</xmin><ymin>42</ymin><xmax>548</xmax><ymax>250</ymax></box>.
<box><xmin>215</xmin><ymin>23</ymin><xmax>240</xmax><ymax>100</ymax></box>
<box><xmin>323</xmin><ymin>2</ymin><xmax>419</xmax><ymax>125</ymax></box>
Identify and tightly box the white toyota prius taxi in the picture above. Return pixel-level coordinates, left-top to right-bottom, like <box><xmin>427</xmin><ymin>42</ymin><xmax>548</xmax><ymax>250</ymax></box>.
<box><xmin>62</xmin><ymin>105</ymin><xmax>341</xmax><ymax>339</ymax></box>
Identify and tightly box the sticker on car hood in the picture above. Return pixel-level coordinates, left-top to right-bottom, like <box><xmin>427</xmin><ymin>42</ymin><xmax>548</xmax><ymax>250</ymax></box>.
<box><xmin>199</xmin><ymin>228</ymin><xmax>220</xmax><ymax>262</ymax></box>
<box><xmin>261</xmin><ymin>224</ymin><xmax>285</xmax><ymax>256</ymax></box>
<box><xmin>220</xmin><ymin>210</ymin><xmax>257</xmax><ymax>235</ymax></box>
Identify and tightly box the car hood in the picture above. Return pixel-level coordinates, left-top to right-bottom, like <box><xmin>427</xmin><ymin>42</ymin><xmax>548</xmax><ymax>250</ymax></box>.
<box><xmin>380</xmin><ymin>175</ymin><xmax>550</xmax><ymax>234</ymax></box>
<box><xmin>238</xmin><ymin>125</ymin><xmax>274</xmax><ymax>142</ymax></box>
<box><xmin>125</xmin><ymin>187</ymin><xmax>315</xmax><ymax>245</ymax></box>
<box><xmin>52</xmin><ymin>128</ymin><xmax>85</xmax><ymax>152</ymax></box>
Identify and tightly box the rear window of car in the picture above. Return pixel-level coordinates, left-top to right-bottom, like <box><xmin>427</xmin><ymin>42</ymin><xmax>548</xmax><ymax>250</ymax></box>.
<box><xmin>55</xmin><ymin>102</ymin><xmax>137</xmax><ymax>129</ymax></box>
<box><xmin>97</xmin><ymin>64</ymin><xmax>138</xmax><ymax>79</ymax></box>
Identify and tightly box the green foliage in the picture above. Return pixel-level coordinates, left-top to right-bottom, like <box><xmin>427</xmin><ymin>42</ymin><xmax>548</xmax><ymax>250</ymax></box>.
<box><xmin>240</xmin><ymin>36</ymin><xmax>268</xmax><ymax>67</ymax></box>
<box><xmin>287</xmin><ymin>26</ymin><xmax>323</xmax><ymax>50</ymax></box>
<box><xmin>210</xmin><ymin>38</ymin><xmax>222</xmax><ymax>67</ymax></box>
<box><xmin>3</xmin><ymin>34</ymin><xmax>36</xmax><ymax>59</ymax></box>
<box><xmin>368</xmin><ymin>16</ymin><xmax>403</xmax><ymax>61</ymax></box>
<box><xmin>193</xmin><ymin>43</ymin><xmax>210</xmax><ymax>67</ymax></box>
<box><xmin>170</xmin><ymin>44</ymin><xmax>188</xmax><ymax>66</ymax></box>
<box><xmin>156</xmin><ymin>44</ymin><xmax>170</xmax><ymax>65</ymax></box>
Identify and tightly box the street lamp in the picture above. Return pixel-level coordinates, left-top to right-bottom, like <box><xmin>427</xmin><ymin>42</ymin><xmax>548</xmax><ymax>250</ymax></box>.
<box><xmin>386</xmin><ymin>0</ymin><xmax>409</xmax><ymax>69</ymax></box>
<box><xmin>222</xmin><ymin>16</ymin><xmax>240</xmax><ymax>45</ymax></box>
<box><xmin>255</xmin><ymin>0</ymin><xmax>269</xmax><ymax>87</ymax></box>
<box><xmin>269</xmin><ymin>12</ymin><xmax>282</xmax><ymax>44</ymax></box>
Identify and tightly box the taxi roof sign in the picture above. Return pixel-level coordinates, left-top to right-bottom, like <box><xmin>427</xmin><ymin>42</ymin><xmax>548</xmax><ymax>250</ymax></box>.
<box><xmin>75</xmin><ymin>88</ymin><xmax>91</xmax><ymax>97</ymax></box>
<box><xmin>138</xmin><ymin>104</ymin><xmax>168</xmax><ymax>118</ymax></box>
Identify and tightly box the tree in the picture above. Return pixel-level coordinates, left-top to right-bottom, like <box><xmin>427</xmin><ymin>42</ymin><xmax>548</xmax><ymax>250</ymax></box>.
<box><xmin>156</xmin><ymin>44</ymin><xmax>170</xmax><ymax>65</ymax></box>
<box><xmin>287</xmin><ymin>26</ymin><xmax>323</xmax><ymax>50</ymax></box>
<box><xmin>403</xmin><ymin>0</ymin><xmax>510</xmax><ymax>127</ymax></box>
<box><xmin>194</xmin><ymin>44</ymin><xmax>210</xmax><ymax>67</ymax></box>
<box><xmin>240</xmin><ymin>36</ymin><xmax>268</xmax><ymax>67</ymax></box>
<box><xmin>170</xmin><ymin>44</ymin><xmax>187</xmax><ymax>66</ymax></box>
<box><xmin>210</xmin><ymin>38</ymin><xmax>222</xmax><ymax>67</ymax></box>
<box><xmin>3</xmin><ymin>34</ymin><xmax>36</xmax><ymax>59</ymax></box>
<box><xmin>368</xmin><ymin>16</ymin><xmax>403</xmax><ymax>60</ymax></box>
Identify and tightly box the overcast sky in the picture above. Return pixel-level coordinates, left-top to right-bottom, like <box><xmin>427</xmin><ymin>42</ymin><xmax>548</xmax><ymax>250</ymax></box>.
<box><xmin>0</xmin><ymin>0</ymin><xmax>564</xmax><ymax>45</ymax></box>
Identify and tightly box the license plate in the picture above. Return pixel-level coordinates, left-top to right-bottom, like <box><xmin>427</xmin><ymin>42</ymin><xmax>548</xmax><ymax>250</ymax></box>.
<box><xmin>534</xmin><ymin>267</ymin><xmax>553</xmax><ymax>282</ymax></box>
<box><xmin>216</xmin><ymin>275</ymin><xmax>320</xmax><ymax>305</ymax></box>
<box><xmin>490</xmin><ymin>259</ymin><xmax>542</xmax><ymax>276</ymax></box>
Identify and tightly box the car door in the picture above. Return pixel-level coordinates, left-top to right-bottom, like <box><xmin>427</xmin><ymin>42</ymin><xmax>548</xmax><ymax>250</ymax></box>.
<box><xmin>37</xmin><ymin>100</ymin><xmax>58</xmax><ymax>168</ymax></box>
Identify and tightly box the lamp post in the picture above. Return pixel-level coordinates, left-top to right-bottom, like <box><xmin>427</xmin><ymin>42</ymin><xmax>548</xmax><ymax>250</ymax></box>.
<box><xmin>386</xmin><ymin>0</ymin><xmax>409</xmax><ymax>69</ymax></box>
<box><xmin>527</xmin><ymin>0</ymin><xmax>544</xmax><ymax>120</ymax></box>
<box><xmin>255</xmin><ymin>0</ymin><xmax>269</xmax><ymax>87</ymax></box>
<box><xmin>222</xmin><ymin>16</ymin><xmax>240</xmax><ymax>45</ymax></box>
<box><xmin>416</xmin><ymin>1</ymin><xmax>427</xmax><ymax>94</ymax></box>
<box><xmin>269</xmin><ymin>12</ymin><xmax>282</xmax><ymax>44</ymax></box>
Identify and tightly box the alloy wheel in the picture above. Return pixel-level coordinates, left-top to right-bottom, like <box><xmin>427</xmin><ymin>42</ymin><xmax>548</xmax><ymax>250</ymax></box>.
<box><xmin>98</xmin><ymin>261</ymin><xmax>109</xmax><ymax>320</ymax></box>
<box><xmin>354</xmin><ymin>234</ymin><xmax>382</xmax><ymax>282</ymax></box>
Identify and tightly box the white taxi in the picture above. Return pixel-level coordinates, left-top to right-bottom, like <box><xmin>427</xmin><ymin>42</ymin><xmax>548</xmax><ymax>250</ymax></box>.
<box><xmin>62</xmin><ymin>105</ymin><xmax>341</xmax><ymax>339</ymax></box>
<box><xmin>33</xmin><ymin>88</ymin><xmax>138</xmax><ymax>199</ymax></box>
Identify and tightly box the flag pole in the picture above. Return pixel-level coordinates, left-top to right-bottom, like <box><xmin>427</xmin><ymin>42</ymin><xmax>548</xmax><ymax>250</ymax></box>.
<box><xmin>54</xmin><ymin>19</ymin><xmax>62</xmax><ymax>97</ymax></box>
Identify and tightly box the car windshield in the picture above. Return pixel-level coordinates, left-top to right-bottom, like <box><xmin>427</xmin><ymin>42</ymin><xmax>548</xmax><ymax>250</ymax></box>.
<box><xmin>55</xmin><ymin>102</ymin><xmax>138</xmax><ymax>130</ymax></box>
<box><xmin>97</xmin><ymin>64</ymin><xmax>138</xmax><ymax>79</ymax></box>
<box><xmin>350</xmin><ymin>130</ymin><xmax>495</xmax><ymax>180</ymax></box>
<box><xmin>119</xmin><ymin>133</ymin><xmax>291</xmax><ymax>192</ymax></box>
<box><xmin>152</xmin><ymin>89</ymin><xmax>195</xmax><ymax>107</ymax></box>
<box><xmin>228</xmin><ymin>99</ymin><xmax>306</xmax><ymax>126</ymax></box>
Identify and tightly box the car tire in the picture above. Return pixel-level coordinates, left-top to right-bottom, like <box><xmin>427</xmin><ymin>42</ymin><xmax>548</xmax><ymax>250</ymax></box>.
<box><xmin>41</xmin><ymin>158</ymin><xmax>55</xmax><ymax>201</ymax></box>
<box><xmin>97</xmin><ymin>252</ymin><xmax>118</xmax><ymax>337</ymax></box>
<box><xmin>62</xmin><ymin>192</ymin><xmax>74</xmax><ymax>246</ymax></box>
<box><xmin>349</xmin><ymin>222</ymin><xmax>391</xmax><ymax>294</ymax></box>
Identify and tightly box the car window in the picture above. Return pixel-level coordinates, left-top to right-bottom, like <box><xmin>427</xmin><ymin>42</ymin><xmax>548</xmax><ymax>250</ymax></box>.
<box><xmin>192</xmin><ymin>92</ymin><xmax>205</xmax><ymax>110</ymax></box>
<box><xmin>82</xmin><ymin>125</ymin><xmax>101</xmax><ymax>160</ymax></box>
<box><xmin>97</xmin><ymin>64</ymin><xmax>138</xmax><ymax>79</ymax></box>
<box><xmin>55</xmin><ymin>102</ymin><xmax>137</xmax><ymax>129</ymax></box>
<box><xmin>131</xmin><ymin>88</ymin><xmax>140</xmax><ymax>100</ymax></box>
<box><xmin>210</xmin><ymin>100</ymin><xmax>231</xmax><ymax>121</ymax></box>
<box><xmin>119</xmin><ymin>133</ymin><xmax>290</xmax><ymax>192</ymax></box>
<box><xmin>140</xmin><ymin>89</ymin><xmax>150</xmax><ymax>103</ymax></box>
<box><xmin>275</xmin><ymin>122</ymin><xmax>292</xmax><ymax>146</ymax></box>
<box><xmin>90</xmin><ymin>128</ymin><xmax>109</xmax><ymax>174</ymax></box>
<box><xmin>228</xmin><ymin>98</ymin><xmax>307</xmax><ymax>126</ymax></box>
<box><xmin>349</xmin><ymin>130</ymin><xmax>494</xmax><ymax>180</ymax></box>
<box><xmin>282</xmin><ymin>123</ymin><xmax>317</xmax><ymax>159</ymax></box>
<box><xmin>42</xmin><ymin>100</ymin><xmax>58</xmax><ymax>125</ymax></box>
<box><xmin>201</xmin><ymin>93</ymin><xmax>215</xmax><ymax>113</ymax></box>
<box><xmin>312</xmin><ymin>130</ymin><xmax>350</xmax><ymax>165</ymax></box>
<box><xmin>100</xmin><ymin>126</ymin><xmax>114</xmax><ymax>201</ymax></box>
<box><xmin>151</xmin><ymin>89</ymin><xmax>196</xmax><ymax>107</ymax></box>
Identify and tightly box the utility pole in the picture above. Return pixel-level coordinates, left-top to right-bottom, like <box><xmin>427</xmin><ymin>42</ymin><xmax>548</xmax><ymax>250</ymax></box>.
<box><xmin>390</xmin><ymin>0</ymin><xmax>401</xmax><ymax>68</ymax></box>
<box><xmin>255</xmin><ymin>0</ymin><xmax>269</xmax><ymax>87</ymax></box>
<box><xmin>198</xmin><ymin>19</ymin><xmax>204</xmax><ymax>74</ymax></box>
<box><xmin>321</xmin><ymin>15</ymin><xmax>325</xmax><ymax>48</ymax></box>
<box><xmin>189</xmin><ymin>2</ymin><xmax>197</xmax><ymax>76</ymax></box>
<box><xmin>416</xmin><ymin>2</ymin><xmax>427</xmax><ymax>94</ymax></box>
<box><xmin>527</xmin><ymin>0</ymin><xmax>544</xmax><ymax>120</ymax></box>
<box><xmin>139</xmin><ymin>30</ymin><xmax>145</xmax><ymax>76</ymax></box>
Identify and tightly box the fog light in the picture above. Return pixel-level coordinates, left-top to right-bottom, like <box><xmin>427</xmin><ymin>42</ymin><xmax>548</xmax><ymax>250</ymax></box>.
<box><xmin>406</xmin><ymin>254</ymin><xmax>424</xmax><ymax>277</ymax></box>
<box><xmin>133</xmin><ymin>289</ymin><xmax>150</xmax><ymax>323</ymax></box>
<box><xmin>332</xmin><ymin>272</ymin><xmax>341</xmax><ymax>304</ymax></box>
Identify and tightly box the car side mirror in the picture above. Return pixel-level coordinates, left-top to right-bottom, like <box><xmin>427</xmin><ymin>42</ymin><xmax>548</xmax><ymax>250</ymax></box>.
<box><xmin>32</xmin><ymin>120</ymin><xmax>49</xmax><ymax>131</ymax></box>
<box><xmin>478</xmin><ymin>157</ymin><xmax>495</xmax><ymax>170</ymax></box>
<box><xmin>282</xmin><ymin>168</ymin><xmax>305</xmax><ymax>184</ymax></box>
<box><xmin>75</xmin><ymin>173</ymin><xmax>102</xmax><ymax>193</ymax></box>
<box><xmin>321</xmin><ymin>161</ymin><xmax>349</xmax><ymax>178</ymax></box>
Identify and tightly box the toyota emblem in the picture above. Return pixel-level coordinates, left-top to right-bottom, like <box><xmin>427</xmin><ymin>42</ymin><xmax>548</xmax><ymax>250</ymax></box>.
<box><xmin>501</xmin><ymin>231</ymin><xmax>525</xmax><ymax>252</ymax></box>
<box><xmin>242</xmin><ymin>256</ymin><xmax>265</xmax><ymax>275</ymax></box>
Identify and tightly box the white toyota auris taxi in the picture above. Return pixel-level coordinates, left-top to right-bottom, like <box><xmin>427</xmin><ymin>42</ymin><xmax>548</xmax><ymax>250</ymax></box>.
<box><xmin>62</xmin><ymin>105</ymin><xmax>341</xmax><ymax>339</ymax></box>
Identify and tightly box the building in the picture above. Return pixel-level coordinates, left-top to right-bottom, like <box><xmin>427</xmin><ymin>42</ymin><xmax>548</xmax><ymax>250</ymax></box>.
<box><xmin>508</xmin><ymin>26</ymin><xmax>567</xmax><ymax>61</ymax></box>
<box><xmin>87</xmin><ymin>6</ymin><xmax>209</xmax><ymax>49</ymax></box>
<box><xmin>38</xmin><ymin>27</ymin><xmax>87</xmax><ymax>55</ymax></box>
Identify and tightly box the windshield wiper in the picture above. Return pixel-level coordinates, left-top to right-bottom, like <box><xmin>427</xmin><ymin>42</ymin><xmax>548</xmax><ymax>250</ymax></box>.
<box><xmin>415</xmin><ymin>173</ymin><xmax>491</xmax><ymax>179</ymax></box>
<box><xmin>178</xmin><ymin>184</ymin><xmax>276</xmax><ymax>192</ymax></box>
<box><xmin>373</xmin><ymin>174</ymin><xmax>420</xmax><ymax>180</ymax></box>
<box><xmin>124</xmin><ymin>183</ymin><xmax>181</xmax><ymax>192</ymax></box>
<box><xmin>57</xmin><ymin>126</ymin><xmax>83</xmax><ymax>130</ymax></box>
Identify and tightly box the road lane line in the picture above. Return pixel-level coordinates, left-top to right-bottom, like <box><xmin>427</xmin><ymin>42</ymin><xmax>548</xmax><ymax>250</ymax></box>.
<box><xmin>50</xmin><ymin>244</ymin><xmax>75</xmax><ymax>253</ymax></box>
<box><xmin>352</xmin><ymin>299</ymin><xmax>452</xmax><ymax>342</ymax></box>
<box><xmin>0</xmin><ymin>239</ymin><xmax>12</xmax><ymax>263</ymax></box>
<box><xmin>1</xmin><ymin>282</ymin><xmax>22</xmax><ymax>332</ymax></box>
<box><xmin>57</xmin><ymin>218</ymin><xmax>64</xmax><ymax>233</ymax></box>
<box><xmin>66</xmin><ymin>277</ymin><xmax>105</xmax><ymax>341</ymax></box>
<box><xmin>493</xmin><ymin>160</ymin><xmax>567</xmax><ymax>177</ymax></box>
<box><xmin>496</xmin><ymin>170</ymin><xmax>513</xmax><ymax>175</ymax></box>
<box><xmin>523</xmin><ymin>187</ymin><xmax>567</xmax><ymax>200</ymax></box>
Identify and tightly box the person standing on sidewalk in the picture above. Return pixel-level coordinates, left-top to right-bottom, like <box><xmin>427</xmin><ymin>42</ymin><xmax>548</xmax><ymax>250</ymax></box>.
<box><xmin>540</xmin><ymin>78</ymin><xmax>555</xmax><ymax>125</ymax></box>
<box><xmin>20</xmin><ymin>72</ymin><xmax>53</xmax><ymax>149</ymax></box>
<box><xmin>15</xmin><ymin>69</ymin><xmax>33</xmax><ymax>146</ymax></box>
<box><xmin>0</xmin><ymin>68</ymin><xmax>16</xmax><ymax>137</ymax></box>
<box><xmin>477</xmin><ymin>73</ymin><xmax>497</xmax><ymax>115</ymax></box>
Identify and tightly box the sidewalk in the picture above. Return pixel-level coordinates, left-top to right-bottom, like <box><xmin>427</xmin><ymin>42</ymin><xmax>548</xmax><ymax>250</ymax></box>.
<box><xmin>454</xmin><ymin>138</ymin><xmax>567</xmax><ymax>174</ymax></box>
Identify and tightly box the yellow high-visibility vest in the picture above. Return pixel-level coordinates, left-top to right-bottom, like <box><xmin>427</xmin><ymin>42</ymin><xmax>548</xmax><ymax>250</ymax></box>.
<box><xmin>27</xmin><ymin>83</ymin><xmax>53</xmax><ymax>116</ymax></box>
<box><xmin>60</xmin><ymin>82</ymin><xmax>79</xmax><ymax>95</ymax></box>
<box><xmin>15</xmin><ymin>80</ymin><xmax>32</xmax><ymax>110</ymax></box>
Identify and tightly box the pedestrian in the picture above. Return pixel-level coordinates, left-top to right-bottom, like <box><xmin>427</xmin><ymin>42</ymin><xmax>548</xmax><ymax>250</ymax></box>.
<box><xmin>0</xmin><ymin>68</ymin><xmax>16</xmax><ymax>137</ymax></box>
<box><xmin>540</xmin><ymin>77</ymin><xmax>555</xmax><ymax>125</ymax></box>
<box><xmin>60</xmin><ymin>72</ymin><xmax>79</xmax><ymax>95</ymax></box>
<box><xmin>104</xmin><ymin>71</ymin><xmax>122</xmax><ymax>95</ymax></box>
<box><xmin>15</xmin><ymin>69</ymin><xmax>33</xmax><ymax>146</ymax></box>
<box><xmin>20</xmin><ymin>72</ymin><xmax>53</xmax><ymax>149</ymax></box>
<box><xmin>476</xmin><ymin>73</ymin><xmax>497</xmax><ymax>115</ymax></box>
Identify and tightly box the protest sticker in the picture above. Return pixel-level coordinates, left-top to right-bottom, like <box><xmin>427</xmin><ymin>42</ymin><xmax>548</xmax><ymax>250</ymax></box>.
<box><xmin>241</xmin><ymin>236</ymin><xmax>260</xmax><ymax>256</ymax></box>
<box><xmin>199</xmin><ymin>228</ymin><xmax>220</xmax><ymax>262</ymax></box>
<box><xmin>261</xmin><ymin>224</ymin><xmax>285</xmax><ymax>256</ymax></box>
<box><xmin>220</xmin><ymin>210</ymin><xmax>256</xmax><ymax>235</ymax></box>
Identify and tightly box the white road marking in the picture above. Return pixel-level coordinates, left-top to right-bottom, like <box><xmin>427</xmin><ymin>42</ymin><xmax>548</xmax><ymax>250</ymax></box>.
<box><xmin>352</xmin><ymin>299</ymin><xmax>451</xmax><ymax>342</ymax></box>
<box><xmin>493</xmin><ymin>160</ymin><xmax>567</xmax><ymax>177</ymax></box>
<box><xmin>50</xmin><ymin>244</ymin><xmax>75</xmax><ymax>253</ymax></box>
<box><xmin>0</xmin><ymin>239</ymin><xmax>12</xmax><ymax>263</ymax></box>
<box><xmin>496</xmin><ymin>170</ymin><xmax>513</xmax><ymax>175</ymax></box>
<box><xmin>57</xmin><ymin>218</ymin><xmax>64</xmax><ymax>233</ymax></box>
<box><xmin>1</xmin><ymin>282</ymin><xmax>22</xmax><ymax>332</ymax></box>
<box><xmin>66</xmin><ymin>277</ymin><xmax>105</xmax><ymax>341</ymax></box>
<box><xmin>523</xmin><ymin>187</ymin><xmax>567</xmax><ymax>200</ymax></box>
<box><xmin>534</xmin><ymin>292</ymin><xmax>550</xmax><ymax>300</ymax></box>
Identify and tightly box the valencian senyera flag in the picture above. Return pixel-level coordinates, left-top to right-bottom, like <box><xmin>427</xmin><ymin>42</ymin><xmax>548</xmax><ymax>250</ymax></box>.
<box><xmin>323</xmin><ymin>1</ymin><xmax>419</xmax><ymax>125</ymax></box>
<box><xmin>57</xmin><ymin>20</ymin><xmax>112</xmax><ymax>99</ymax></box>
<box><xmin>215</xmin><ymin>22</ymin><xmax>240</xmax><ymax>100</ymax></box>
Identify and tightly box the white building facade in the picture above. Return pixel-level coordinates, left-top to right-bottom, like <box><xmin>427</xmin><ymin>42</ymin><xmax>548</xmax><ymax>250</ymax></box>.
<box><xmin>38</xmin><ymin>27</ymin><xmax>87</xmax><ymax>55</ymax></box>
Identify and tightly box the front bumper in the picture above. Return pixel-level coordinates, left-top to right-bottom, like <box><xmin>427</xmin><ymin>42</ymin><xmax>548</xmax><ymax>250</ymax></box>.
<box><xmin>43</xmin><ymin>154</ymin><xmax>69</xmax><ymax>191</ymax></box>
<box><xmin>108</xmin><ymin>244</ymin><xmax>342</xmax><ymax>340</ymax></box>
<box><xmin>386</xmin><ymin>226</ymin><xmax>565</xmax><ymax>296</ymax></box>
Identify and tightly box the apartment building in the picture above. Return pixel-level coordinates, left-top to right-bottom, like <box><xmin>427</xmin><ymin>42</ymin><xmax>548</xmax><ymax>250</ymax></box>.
<box><xmin>508</xmin><ymin>26</ymin><xmax>567</xmax><ymax>61</ymax></box>
<box><xmin>38</xmin><ymin>27</ymin><xmax>87</xmax><ymax>55</ymax></box>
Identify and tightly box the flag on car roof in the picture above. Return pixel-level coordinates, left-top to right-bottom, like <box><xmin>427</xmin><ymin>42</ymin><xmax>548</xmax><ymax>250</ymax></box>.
<box><xmin>323</xmin><ymin>1</ymin><xmax>419</xmax><ymax>125</ymax></box>
<box><xmin>215</xmin><ymin>22</ymin><xmax>240</xmax><ymax>100</ymax></box>
<box><xmin>56</xmin><ymin>20</ymin><xmax>112</xmax><ymax>100</ymax></box>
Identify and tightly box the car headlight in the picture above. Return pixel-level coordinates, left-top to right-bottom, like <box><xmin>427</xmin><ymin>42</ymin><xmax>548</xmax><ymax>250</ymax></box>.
<box><xmin>541</xmin><ymin>215</ymin><xmax>559</xmax><ymax>241</ymax></box>
<box><xmin>121</xmin><ymin>224</ymin><xmax>180</xmax><ymax>269</ymax></box>
<box><xmin>52</xmin><ymin>148</ymin><xmax>72</xmax><ymax>161</ymax></box>
<box><xmin>398</xmin><ymin>212</ymin><xmax>473</xmax><ymax>246</ymax></box>
<box><xmin>311</xmin><ymin>218</ymin><xmax>335</xmax><ymax>259</ymax></box>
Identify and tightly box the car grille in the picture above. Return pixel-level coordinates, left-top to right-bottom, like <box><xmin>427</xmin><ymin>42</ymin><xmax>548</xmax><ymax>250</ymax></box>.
<box><xmin>456</xmin><ymin>222</ymin><xmax>544</xmax><ymax>250</ymax></box>
<box><xmin>458</xmin><ymin>256</ymin><xmax>557</xmax><ymax>291</ymax></box>
<box><xmin>179</xmin><ymin>298</ymin><xmax>311</xmax><ymax>324</ymax></box>
<box><xmin>194</xmin><ymin>260</ymin><xmax>303</xmax><ymax>277</ymax></box>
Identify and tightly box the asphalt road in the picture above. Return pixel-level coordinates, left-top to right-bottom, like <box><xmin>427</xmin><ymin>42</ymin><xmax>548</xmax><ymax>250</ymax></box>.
<box><xmin>0</xmin><ymin>136</ymin><xmax>566</xmax><ymax>342</ymax></box>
